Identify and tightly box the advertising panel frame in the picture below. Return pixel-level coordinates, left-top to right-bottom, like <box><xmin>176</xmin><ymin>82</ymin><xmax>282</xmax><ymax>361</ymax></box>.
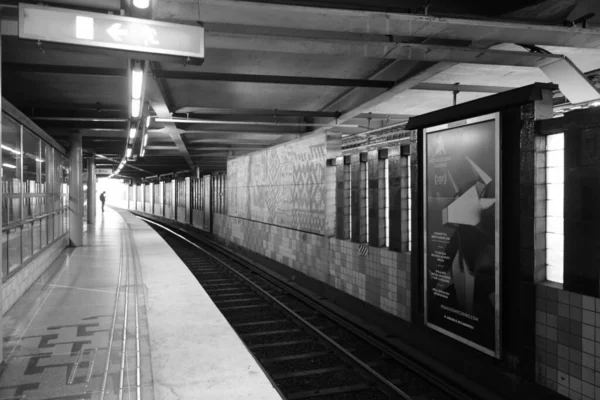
<box><xmin>422</xmin><ymin>112</ymin><xmax>501</xmax><ymax>358</ymax></box>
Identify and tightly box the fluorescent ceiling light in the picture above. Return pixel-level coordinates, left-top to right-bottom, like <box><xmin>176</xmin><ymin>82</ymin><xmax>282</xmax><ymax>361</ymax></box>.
<box><xmin>132</xmin><ymin>69</ymin><xmax>143</xmax><ymax>100</ymax></box>
<box><xmin>2</xmin><ymin>163</ymin><xmax>16</xmax><ymax>169</ymax></box>
<box><xmin>35</xmin><ymin>158</ymin><xmax>45</xmax><ymax>163</ymax></box>
<box><xmin>133</xmin><ymin>0</ymin><xmax>150</xmax><ymax>9</ymax></box>
<box><xmin>132</xmin><ymin>99</ymin><xmax>141</xmax><ymax>118</ymax></box>
<box><xmin>75</xmin><ymin>16</ymin><xmax>94</xmax><ymax>40</ymax></box>
<box><xmin>146</xmin><ymin>116</ymin><xmax>152</xmax><ymax>128</ymax></box>
<box><xmin>129</xmin><ymin>127</ymin><xmax>137</xmax><ymax>139</ymax></box>
<box><xmin>143</xmin><ymin>133</ymin><xmax>148</xmax><ymax>146</ymax></box>
<box><xmin>140</xmin><ymin>149</ymin><xmax>145</xmax><ymax>157</ymax></box>
<box><xmin>592</xmin><ymin>101</ymin><xmax>600</xmax><ymax>107</ymax></box>
<box><xmin>126</xmin><ymin>148</ymin><xmax>132</xmax><ymax>158</ymax></box>
<box><xmin>1</xmin><ymin>145</ymin><xmax>21</xmax><ymax>155</ymax></box>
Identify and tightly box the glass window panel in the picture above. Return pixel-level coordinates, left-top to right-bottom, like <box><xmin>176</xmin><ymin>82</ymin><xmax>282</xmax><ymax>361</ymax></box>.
<box><xmin>546</xmin><ymin>183</ymin><xmax>564</xmax><ymax>200</ymax></box>
<box><xmin>33</xmin><ymin>219</ymin><xmax>41</xmax><ymax>254</ymax></box>
<box><xmin>546</xmin><ymin>150</ymin><xmax>564</xmax><ymax>167</ymax></box>
<box><xmin>547</xmin><ymin>199</ymin><xmax>564</xmax><ymax>217</ymax></box>
<box><xmin>22</xmin><ymin>222</ymin><xmax>32</xmax><ymax>262</ymax></box>
<box><xmin>41</xmin><ymin>216</ymin><xmax>47</xmax><ymax>246</ymax></box>
<box><xmin>547</xmin><ymin>134</ymin><xmax>564</xmax><ymax>150</ymax></box>
<box><xmin>48</xmin><ymin>214</ymin><xmax>54</xmax><ymax>242</ymax></box>
<box><xmin>547</xmin><ymin>232</ymin><xmax>563</xmax><ymax>250</ymax></box>
<box><xmin>547</xmin><ymin>216</ymin><xmax>564</xmax><ymax>235</ymax></box>
<box><xmin>22</xmin><ymin>129</ymin><xmax>40</xmax><ymax>219</ymax></box>
<box><xmin>546</xmin><ymin>167</ymin><xmax>564</xmax><ymax>184</ymax></box>
<box><xmin>408</xmin><ymin>155</ymin><xmax>412</xmax><ymax>252</ymax></box>
<box><xmin>2</xmin><ymin>231</ymin><xmax>7</xmax><ymax>276</ymax></box>
<box><xmin>546</xmin><ymin>261</ymin><xmax>563</xmax><ymax>284</ymax></box>
<box><xmin>3</xmin><ymin>115</ymin><xmax>22</xmax><ymax>225</ymax></box>
<box><xmin>7</xmin><ymin>227</ymin><xmax>21</xmax><ymax>273</ymax></box>
<box><xmin>365</xmin><ymin>162</ymin><xmax>369</xmax><ymax>243</ymax></box>
<box><xmin>545</xmin><ymin>132</ymin><xmax>564</xmax><ymax>284</ymax></box>
<box><xmin>64</xmin><ymin>209</ymin><xmax>69</xmax><ymax>235</ymax></box>
<box><xmin>54</xmin><ymin>213</ymin><xmax>59</xmax><ymax>238</ymax></box>
<box><xmin>385</xmin><ymin>159</ymin><xmax>389</xmax><ymax>247</ymax></box>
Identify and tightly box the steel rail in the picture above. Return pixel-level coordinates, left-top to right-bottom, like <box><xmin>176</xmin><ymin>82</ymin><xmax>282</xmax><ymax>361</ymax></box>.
<box><xmin>135</xmin><ymin>211</ymin><xmax>478</xmax><ymax>400</ymax></box>
<box><xmin>138</xmin><ymin>216</ymin><xmax>412</xmax><ymax>400</ymax></box>
<box><xmin>197</xmin><ymin>230</ymin><xmax>474</xmax><ymax>400</ymax></box>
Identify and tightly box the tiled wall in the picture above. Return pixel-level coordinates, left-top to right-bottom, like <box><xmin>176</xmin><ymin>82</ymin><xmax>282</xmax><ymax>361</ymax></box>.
<box><xmin>535</xmin><ymin>284</ymin><xmax>600</xmax><ymax>399</ymax></box>
<box><xmin>227</xmin><ymin>132</ymin><xmax>330</xmax><ymax>234</ymax></box>
<box><xmin>2</xmin><ymin>235</ymin><xmax>68</xmax><ymax>314</ymax></box>
<box><xmin>213</xmin><ymin>213</ymin><xmax>411</xmax><ymax>321</ymax></box>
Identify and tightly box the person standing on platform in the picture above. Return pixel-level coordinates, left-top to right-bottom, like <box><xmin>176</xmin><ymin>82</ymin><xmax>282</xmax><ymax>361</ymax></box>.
<box><xmin>100</xmin><ymin>191</ymin><xmax>106</xmax><ymax>212</ymax></box>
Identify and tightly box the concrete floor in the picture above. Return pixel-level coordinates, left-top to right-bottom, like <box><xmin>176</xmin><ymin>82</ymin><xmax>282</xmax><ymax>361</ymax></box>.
<box><xmin>0</xmin><ymin>207</ymin><xmax>282</xmax><ymax>400</ymax></box>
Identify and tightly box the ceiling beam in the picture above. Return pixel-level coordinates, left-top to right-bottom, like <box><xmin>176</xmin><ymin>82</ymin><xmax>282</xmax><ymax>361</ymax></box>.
<box><xmin>146</xmin><ymin>63</ymin><xmax>195</xmax><ymax>170</ymax></box>
<box><xmin>153</xmin><ymin>70</ymin><xmax>392</xmax><ymax>88</ymax></box>
<box><xmin>163</xmin><ymin>0</ymin><xmax>600</xmax><ymax>48</ymax></box>
<box><xmin>178</xmin><ymin>129</ymin><xmax>301</xmax><ymax>136</ymax></box>
<box><xmin>207</xmin><ymin>32</ymin><xmax>564</xmax><ymax>68</ymax></box>
<box><xmin>4</xmin><ymin>62</ymin><xmax>389</xmax><ymax>89</ymax></box>
<box><xmin>3</xmin><ymin>62</ymin><xmax>128</xmax><ymax>77</ymax></box>
<box><xmin>414</xmin><ymin>83</ymin><xmax>515</xmax><ymax>93</ymax></box>
<box><xmin>175</xmin><ymin>106</ymin><xmax>340</xmax><ymax>118</ymax></box>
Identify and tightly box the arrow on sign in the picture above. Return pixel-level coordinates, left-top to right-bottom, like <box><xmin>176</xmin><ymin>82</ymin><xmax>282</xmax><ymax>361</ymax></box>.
<box><xmin>107</xmin><ymin>23</ymin><xmax>128</xmax><ymax>42</ymax></box>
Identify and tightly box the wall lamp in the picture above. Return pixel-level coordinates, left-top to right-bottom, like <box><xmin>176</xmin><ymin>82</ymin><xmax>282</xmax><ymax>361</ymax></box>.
<box><xmin>131</xmin><ymin>61</ymin><xmax>144</xmax><ymax>118</ymax></box>
<box><xmin>133</xmin><ymin>0</ymin><xmax>150</xmax><ymax>9</ymax></box>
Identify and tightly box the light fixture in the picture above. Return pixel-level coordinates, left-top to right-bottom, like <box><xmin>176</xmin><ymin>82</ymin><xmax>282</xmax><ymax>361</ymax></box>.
<box><xmin>132</xmin><ymin>99</ymin><xmax>141</xmax><ymax>118</ymax></box>
<box><xmin>143</xmin><ymin>133</ymin><xmax>148</xmax><ymax>146</ymax></box>
<box><xmin>129</xmin><ymin>127</ymin><xmax>137</xmax><ymax>139</ymax></box>
<box><xmin>132</xmin><ymin>68</ymin><xmax>143</xmax><ymax>100</ymax></box>
<box><xmin>75</xmin><ymin>16</ymin><xmax>94</xmax><ymax>40</ymax></box>
<box><xmin>592</xmin><ymin>101</ymin><xmax>600</xmax><ymax>107</ymax></box>
<box><xmin>146</xmin><ymin>115</ymin><xmax>152</xmax><ymax>128</ymax></box>
<box><xmin>1</xmin><ymin>145</ymin><xmax>21</xmax><ymax>155</ymax></box>
<box><xmin>126</xmin><ymin>148</ymin><xmax>132</xmax><ymax>158</ymax></box>
<box><xmin>140</xmin><ymin>149</ymin><xmax>145</xmax><ymax>158</ymax></box>
<box><xmin>133</xmin><ymin>0</ymin><xmax>150</xmax><ymax>9</ymax></box>
<box><xmin>2</xmin><ymin>163</ymin><xmax>16</xmax><ymax>169</ymax></box>
<box><xmin>35</xmin><ymin>158</ymin><xmax>45</xmax><ymax>163</ymax></box>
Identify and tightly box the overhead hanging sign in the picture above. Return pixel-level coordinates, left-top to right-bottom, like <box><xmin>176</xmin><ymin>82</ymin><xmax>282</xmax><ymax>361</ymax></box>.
<box><xmin>18</xmin><ymin>3</ymin><xmax>204</xmax><ymax>59</ymax></box>
<box><xmin>423</xmin><ymin>113</ymin><xmax>501</xmax><ymax>358</ymax></box>
<box><xmin>96</xmin><ymin>168</ymin><xmax>114</xmax><ymax>175</ymax></box>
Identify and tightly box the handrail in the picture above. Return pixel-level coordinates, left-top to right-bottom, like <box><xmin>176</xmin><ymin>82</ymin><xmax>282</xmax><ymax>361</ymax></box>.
<box><xmin>2</xmin><ymin>208</ymin><xmax>66</xmax><ymax>232</ymax></box>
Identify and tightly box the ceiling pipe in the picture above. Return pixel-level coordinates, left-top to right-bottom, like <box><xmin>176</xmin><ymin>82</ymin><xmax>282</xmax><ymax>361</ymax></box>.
<box><xmin>31</xmin><ymin>117</ymin><xmax>129</xmax><ymax>122</ymax></box>
<box><xmin>154</xmin><ymin>117</ymin><xmax>360</xmax><ymax>128</ymax></box>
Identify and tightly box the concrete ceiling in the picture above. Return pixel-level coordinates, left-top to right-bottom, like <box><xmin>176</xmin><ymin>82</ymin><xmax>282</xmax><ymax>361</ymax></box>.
<box><xmin>0</xmin><ymin>0</ymin><xmax>599</xmax><ymax>179</ymax></box>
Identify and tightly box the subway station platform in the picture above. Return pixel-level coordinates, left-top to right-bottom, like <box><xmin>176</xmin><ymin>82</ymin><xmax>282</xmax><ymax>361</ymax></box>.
<box><xmin>0</xmin><ymin>207</ymin><xmax>282</xmax><ymax>400</ymax></box>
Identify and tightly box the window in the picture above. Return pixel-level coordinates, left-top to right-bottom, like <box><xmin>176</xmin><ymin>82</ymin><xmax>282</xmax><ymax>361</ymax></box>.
<box><xmin>3</xmin><ymin>116</ymin><xmax>22</xmax><ymax>225</ymax></box>
<box><xmin>385</xmin><ymin>158</ymin><xmax>390</xmax><ymax>247</ymax></box>
<box><xmin>22</xmin><ymin>128</ymin><xmax>40</xmax><ymax>219</ymax></box>
<box><xmin>408</xmin><ymin>155</ymin><xmax>412</xmax><ymax>252</ymax></box>
<box><xmin>365</xmin><ymin>161</ymin><xmax>369</xmax><ymax>243</ymax></box>
<box><xmin>348</xmin><ymin>166</ymin><xmax>352</xmax><ymax>240</ymax></box>
<box><xmin>546</xmin><ymin>133</ymin><xmax>564</xmax><ymax>284</ymax></box>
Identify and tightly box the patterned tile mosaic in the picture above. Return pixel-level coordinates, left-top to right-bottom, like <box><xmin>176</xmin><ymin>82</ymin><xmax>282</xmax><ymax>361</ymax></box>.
<box><xmin>213</xmin><ymin>213</ymin><xmax>411</xmax><ymax>322</ymax></box>
<box><xmin>535</xmin><ymin>285</ymin><xmax>600</xmax><ymax>400</ymax></box>
<box><xmin>227</xmin><ymin>133</ymin><xmax>327</xmax><ymax>234</ymax></box>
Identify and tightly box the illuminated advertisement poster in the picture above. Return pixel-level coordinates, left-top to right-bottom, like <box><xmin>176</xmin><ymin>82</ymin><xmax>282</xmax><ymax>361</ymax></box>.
<box><xmin>424</xmin><ymin>113</ymin><xmax>500</xmax><ymax>358</ymax></box>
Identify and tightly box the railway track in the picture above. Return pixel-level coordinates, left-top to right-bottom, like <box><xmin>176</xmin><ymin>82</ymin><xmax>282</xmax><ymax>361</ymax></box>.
<box><xmin>141</xmin><ymin>216</ymin><xmax>471</xmax><ymax>400</ymax></box>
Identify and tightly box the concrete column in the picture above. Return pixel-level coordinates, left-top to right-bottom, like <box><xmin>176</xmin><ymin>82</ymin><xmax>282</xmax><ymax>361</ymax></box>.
<box><xmin>87</xmin><ymin>156</ymin><xmax>96</xmax><ymax>224</ymax></box>
<box><xmin>69</xmin><ymin>134</ymin><xmax>83</xmax><ymax>246</ymax></box>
